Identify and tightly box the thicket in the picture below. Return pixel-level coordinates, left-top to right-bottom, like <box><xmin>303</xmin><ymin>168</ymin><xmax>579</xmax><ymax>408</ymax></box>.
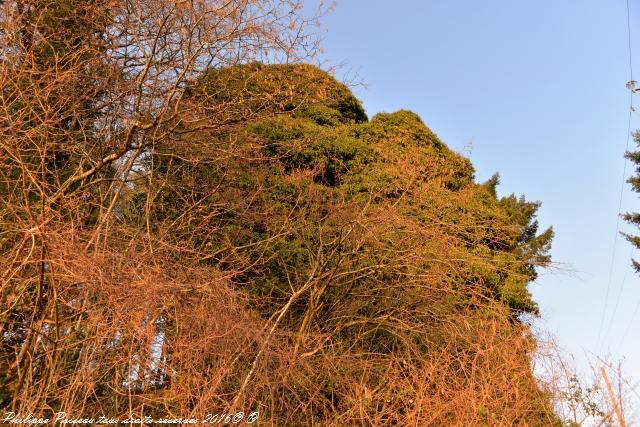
<box><xmin>0</xmin><ymin>2</ymin><xmax>588</xmax><ymax>426</ymax></box>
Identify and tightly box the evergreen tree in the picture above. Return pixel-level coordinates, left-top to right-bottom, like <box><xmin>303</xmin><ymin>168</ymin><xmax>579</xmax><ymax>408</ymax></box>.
<box><xmin>0</xmin><ymin>3</ymin><xmax>565</xmax><ymax>424</ymax></box>
<box><xmin>624</xmin><ymin>131</ymin><xmax>640</xmax><ymax>271</ymax></box>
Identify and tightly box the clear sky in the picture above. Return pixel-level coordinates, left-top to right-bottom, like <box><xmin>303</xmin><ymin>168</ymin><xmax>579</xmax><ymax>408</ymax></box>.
<box><xmin>319</xmin><ymin>1</ymin><xmax>640</xmax><ymax>389</ymax></box>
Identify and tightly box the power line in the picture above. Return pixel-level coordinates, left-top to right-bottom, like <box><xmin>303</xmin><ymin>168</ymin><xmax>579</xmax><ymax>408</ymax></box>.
<box><xmin>596</xmin><ymin>0</ymin><xmax>634</xmax><ymax>350</ymax></box>
<box><xmin>628</xmin><ymin>0</ymin><xmax>634</xmax><ymax>79</ymax></box>
<box><xmin>617</xmin><ymin>287</ymin><xmax>640</xmax><ymax>354</ymax></box>
<box><xmin>604</xmin><ymin>246</ymin><xmax>634</xmax><ymax>347</ymax></box>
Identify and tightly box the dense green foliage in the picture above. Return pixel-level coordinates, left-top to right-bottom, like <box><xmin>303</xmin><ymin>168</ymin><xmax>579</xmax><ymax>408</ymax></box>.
<box><xmin>2</xmin><ymin>22</ymin><xmax>559</xmax><ymax>419</ymax></box>
<box><xmin>151</xmin><ymin>63</ymin><xmax>552</xmax><ymax>320</ymax></box>
<box><xmin>131</xmin><ymin>63</ymin><xmax>557</xmax><ymax>423</ymax></box>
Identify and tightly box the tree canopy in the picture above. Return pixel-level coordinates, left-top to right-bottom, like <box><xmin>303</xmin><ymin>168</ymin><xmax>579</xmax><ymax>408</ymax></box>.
<box><xmin>1</xmin><ymin>2</ymin><xmax>560</xmax><ymax>424</ymax></box>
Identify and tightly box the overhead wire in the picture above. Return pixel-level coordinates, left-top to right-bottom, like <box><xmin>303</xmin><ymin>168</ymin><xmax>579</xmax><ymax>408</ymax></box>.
<box><xmin>617</xmin><ymin>282</ymin><xmax>640</xmax><ymax>353</ymax></box>
<box><xmin>596</xmin><ymin>0</ymin><xmax>635</xmax><ymax>351</ymax></box>
<box><xmin>605</xmin><ymin>246</ymin><xmax>634</xmax><ymax>348</ymax></box>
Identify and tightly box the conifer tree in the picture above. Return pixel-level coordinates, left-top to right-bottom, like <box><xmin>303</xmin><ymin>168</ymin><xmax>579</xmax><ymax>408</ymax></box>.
<box><xmin>624</xmin><ymin>132</ymin><xmax>640</xmax><ymax>271</ymax></box>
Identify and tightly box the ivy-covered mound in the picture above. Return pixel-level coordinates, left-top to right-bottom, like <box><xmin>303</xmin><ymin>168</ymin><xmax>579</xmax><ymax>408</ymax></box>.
<box><xmin>131</xmin><ymin>63</ymin><xmax>556</xmax><ymax>425</ymax></box>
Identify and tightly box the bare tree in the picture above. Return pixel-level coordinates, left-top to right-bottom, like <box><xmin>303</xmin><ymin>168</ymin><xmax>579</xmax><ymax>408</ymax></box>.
<box><xmin>0</xmin><ymin>0</ymin><xmax>328</xmax><ymax>416</ymax></box>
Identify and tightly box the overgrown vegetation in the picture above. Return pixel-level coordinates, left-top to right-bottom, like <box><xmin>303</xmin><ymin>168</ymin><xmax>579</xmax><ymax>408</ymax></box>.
<box><xmin>0</xmin><ymin>1</ymin><xmax>605</xmax><ymax>425</ymax></box>
<box><xmin>138</xmin><ymin>62</ymin><xmax>558</xmax><ymax>424</ymax></box>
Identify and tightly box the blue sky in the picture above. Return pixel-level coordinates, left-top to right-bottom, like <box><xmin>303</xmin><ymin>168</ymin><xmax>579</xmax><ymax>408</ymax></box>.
<box><xmin>319</xmin><ymin>1</ymin><xmax>640</xmax><ymax>386</ymax></box>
